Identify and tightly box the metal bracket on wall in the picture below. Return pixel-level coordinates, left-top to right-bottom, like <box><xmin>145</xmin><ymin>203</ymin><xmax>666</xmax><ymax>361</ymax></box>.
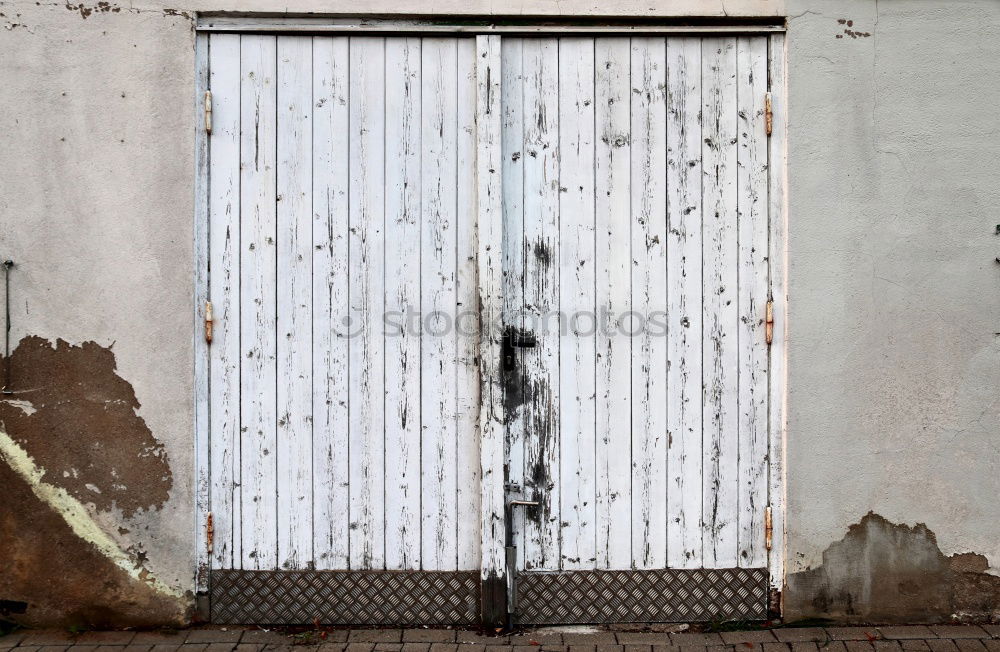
<box><xmin>2</xmin><ymin>259</ymin><xmax>13</xmax><ymax>395</ymax></box>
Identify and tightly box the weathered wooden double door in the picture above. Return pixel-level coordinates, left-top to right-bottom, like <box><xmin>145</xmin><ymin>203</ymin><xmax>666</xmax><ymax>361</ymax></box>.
<box><xmin>203</xmin><ymin>29</ymin><xmax>782</xmax><ymax>626</ymax></box>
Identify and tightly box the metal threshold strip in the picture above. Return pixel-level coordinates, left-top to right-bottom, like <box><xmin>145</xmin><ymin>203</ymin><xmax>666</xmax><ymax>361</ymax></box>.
<box><xmin>196</xmin><ymin>15</ymin><xmax>786</xmax><ymax>34</ymax></box>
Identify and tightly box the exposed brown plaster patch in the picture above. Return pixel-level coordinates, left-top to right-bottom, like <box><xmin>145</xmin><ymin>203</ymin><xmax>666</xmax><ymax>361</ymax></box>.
<box><xmin>786</xmin><ymin>512</ymin><xmax>1000</xmax><ymax>623</ymax></box>
<box><xmin>0</xmin><ymin>461</ymin><xmax>188</xmax><ymax>628</ymax></box>
<box><xmin>0</xmin><ymin>336</ymin><xmax>172</xmax><ymax>518</ymax></box>
<box><xmin>0</xmin><ymin>336</ymin><xmax>185</xmax><ymax>627</ymax></box>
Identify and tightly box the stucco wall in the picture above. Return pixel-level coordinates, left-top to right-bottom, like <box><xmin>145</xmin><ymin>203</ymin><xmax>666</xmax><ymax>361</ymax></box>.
<box><xmin>783</xmin><ymin>0</ymin><xmax>1000</xmax><ymax>622</ymax></box>
<box><xmin>0</xmin><ymin>0</ymin><xmax>997</xmax><ymax>627</ymax></box>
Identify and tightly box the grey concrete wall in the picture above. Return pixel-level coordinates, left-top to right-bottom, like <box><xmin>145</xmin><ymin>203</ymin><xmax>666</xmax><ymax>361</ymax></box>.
<box><xmin>783</xmin><ymin>0</ymin><xmax>1000</xmax><ymax>623</ymax></box>
<box><xmin>0</xmin><ymin>0</ymin><xmax>997</xmax><ymax>627</ymax></box>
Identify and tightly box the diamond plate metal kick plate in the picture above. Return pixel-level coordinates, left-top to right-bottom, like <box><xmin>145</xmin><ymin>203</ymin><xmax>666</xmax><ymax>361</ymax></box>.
<box><xmin>210</xmin><ymin>570</ymin><xmax>480</xmax><ymax>625</ymax></box>
<box><xmin>516</xmin><ymin>567</ymin><xmax>768</xmax><ymax>624</ymax></box>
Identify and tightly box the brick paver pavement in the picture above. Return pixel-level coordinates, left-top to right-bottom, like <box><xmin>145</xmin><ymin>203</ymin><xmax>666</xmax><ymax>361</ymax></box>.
<box><xmin>1</xmin><ymin>626</ymin><xmax>997</xmax><ymax>652</ymax></box>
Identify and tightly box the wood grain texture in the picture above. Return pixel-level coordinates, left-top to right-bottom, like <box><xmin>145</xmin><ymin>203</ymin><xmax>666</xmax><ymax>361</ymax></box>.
<box><xmin>735</xmin><ymin>35</ymin><xmax>769</xmax><ymax>569</ymax></box>
<box><xmin>348</xmin><ymin>36</ymin><xmax>386</xmax><ymax>570</ymax></box>
<box><xmin>666</xmin><ymin>36</ymin><xmax>704</xmax><ymax>569</ymax></box>
<box><xmin>557</xmin><ymin>37</ymin><xmax>597</xmax><ymax>571</ymax></box>
<box><xmin>208</xmin><ymin>32</ymin><xmax>242</xmax><ymax>572</ymax></box>
<box><xmin>476</xmin><ymin>33</ymin><xmax>506</xmax><ymax>583</ymax></box>
<box><xmin>701</xmin><ymin>36</ymin><xmax>740</xmax><ymax>569</ymax></box>
<box><xmin>455</xmin><ymin>36</ymin><xmax>481</xmax><ymax>572</ymax></box>
<box><xmin>194</xmin><ymin>31</ymin><xmax>212</xmax><ymax>591</ymax></box>
<box><xmin>239</xmin><ymin>34</ymin><xmax>278</xmax><ymax>570</ymax></box>
<box><xmin>500</xmin><ymin>36</ymin><xmax>526</xmax><ymax>571</ymax></box>
<box><xmin>384</xmin><ymin>36</ymin><xmax>422</xmax><ymax>571</ymax></box>
<box><xmin>629</xmin><ymin>37</ymin><xmax>668</xmax><ymax>571</ymax></box>
<box><xmin>594</xmin><ymin>36</ymin><xmax>631</xmax><ymax>570</ymax></box>
<box><xmin>276</xmin><ymin>35</ymin><xmax>314</xmax><ymax>569</ymax></box>
<box><xmin>766</xmin><ymin>32</ymin><xmax>787</xmax><ymax>590</ymax></box>
<box><xmin>202</xmin><ymin>33</ymin><xmax>780</xmax><ymax>582</ymax></box>
<box><xmin>519</xmin><ymin>37</ymin><xmax>560</xmax><ymax>571</ymax></box>
<box><xmin>420</xmin><ymin>37</ymin><xmax>460</xmax><ymax>570</ymax></box>
<box><xmin>311</xmin><ymin>35</ymin><xmax>351</xmax><ymax>571</ymax></box>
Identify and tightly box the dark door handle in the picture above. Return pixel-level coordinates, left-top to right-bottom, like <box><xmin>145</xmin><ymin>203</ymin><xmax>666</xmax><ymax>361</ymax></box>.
<box><xmin>502</xmin><ymin>329</ymin><xmax>537</xmax><ymax>372</ymax></box>
<box><xmin>506</xmin><ymin>331</ymin><xmax>536</xmax><ymax>348</ymax></box>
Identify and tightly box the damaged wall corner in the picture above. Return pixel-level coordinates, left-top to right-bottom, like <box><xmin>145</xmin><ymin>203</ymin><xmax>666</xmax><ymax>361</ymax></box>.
<box><xmin>0</xmin><ymin>337</ymin><xmax>191</xmax><ymax>628</ymax></box>
<box><xmin>785</xmin><ymin>512</ymin><xmax>1000</xmax><ymax>624</ymax></box>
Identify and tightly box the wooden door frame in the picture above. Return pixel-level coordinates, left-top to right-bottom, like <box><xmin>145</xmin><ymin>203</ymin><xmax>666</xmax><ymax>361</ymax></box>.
<box><xmin>192</xmin><ymin>21</ymin><xmax>788</xmax><ymax>625</ymax></box>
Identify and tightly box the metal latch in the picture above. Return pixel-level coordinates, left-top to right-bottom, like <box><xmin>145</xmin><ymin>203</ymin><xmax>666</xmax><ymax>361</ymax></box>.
<box><xmin>505</xmin><ymin>497</ymin><xmax>540</xmax><ymax>624</ymax></box>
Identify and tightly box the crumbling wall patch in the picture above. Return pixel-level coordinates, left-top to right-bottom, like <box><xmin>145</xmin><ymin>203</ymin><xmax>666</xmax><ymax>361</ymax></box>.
<box><xmin>786</xmin><ymin>512</ymin><xmax>1000</xmax><ymax>623</ymax></box>
<box><xmin>0</xmin><ymin>336</ymin><xmax>187</xmax><ymax>628</ymax></box>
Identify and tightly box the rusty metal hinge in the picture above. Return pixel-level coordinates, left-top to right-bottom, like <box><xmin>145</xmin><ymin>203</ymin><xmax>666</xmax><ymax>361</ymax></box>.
<box><xmin>204</xmin><ymin>90</ymin><xmax>213</xmax><ymax>134</ymax></box>
<box><xmin>206</xmin><ymin>511</ymin><xmax>214</xmax><ymax>554</ymax></box>
<box><xmin>765</xmin><ymin>92</ymin><xmax>773</xmax><ymax>137</ymax></box>
<box><xmin>204</xmin><ymin>301</ymin><xmax>213</xmax><ymax>344</ymax></box>
<box><xmin>764</xmin><ymin>505</ymin><xmax>773</xmax><ymax>551</ymax></box>
<box><xmin>765</xmin><ymin>299</ymin><xmax>774</xmax><ymax>345</ymax></box>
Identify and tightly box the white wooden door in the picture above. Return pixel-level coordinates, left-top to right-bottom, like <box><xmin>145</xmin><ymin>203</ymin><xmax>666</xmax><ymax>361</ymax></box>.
<box><xmin>497</xmin><ymin>35</ymin><xmax>776</xmax><ymax>623</ymax></box>
<box><xmin>206</xmin><ymin>33</ymin><xmax>483</xmax><ymax>601</ymax></box>
<box><xmin>203</xmin><ymin>29</ymin><xmax>782</xmax><ymax>626</ymax></box>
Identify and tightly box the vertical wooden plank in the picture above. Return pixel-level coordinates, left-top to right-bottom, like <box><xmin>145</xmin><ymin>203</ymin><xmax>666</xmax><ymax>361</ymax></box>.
<box><xmin>208</xmin><ymin>32</ymin><xmax>241</xmax><ymax>571</ymax></box>
<box><xmin>701</xmin><ymin>36</ymin><xmax>740</xmax><ymax>569</ymax></box>
<box><xmin>736</xmin><ymin>35</ymin><xmax>770</xmax><ymax>569</ymax></box>
<box><xmin>349</xmin><ymin>36</ymin><xmax>386</xmax><ymax>571</ymax></box>
<box><xmin>520</xmin><ymin>37</ymin><xmax>560</xmax><ymax>571</ymax></box>
<box><xmin>455</xmin><ymin>36</ymin><xmax>481</xmax><ymax>572</ymax></box>
<box><xmin>629</xmin><ymin>36</ymin><xmax>668</xmax><ymax>570</ymax></box>
<box><xmin>767</xmin><ymin>32</ymin><xmax>787</xmax><ymax>590</ymax></box>
<box><xmin>275</xmin><ymin>35</ymin><xmax>314</xmax><ymax>570</ymax></box>
<box><xmin>312</xmin><ymin>35</ymin><xmax>351</xmax><ymax>571</ymax></box>
<box><xmin>593</xmin><ymin>37</ymin><xmax>631</xmax><ymax>570</ymax></box>
<box><xmin>476</xmin><ymin>33</ymin><xmax>506</xmax><ymax>625</ymax></box>
<box><xmin>239</xmin><ymin>34</ymin><xmax>278</xmax><ymax>570</ymax></box>
<box><xmin>420</xmin><ymin>37</ymin><xmax>460</xmax><ymax>570</ymax></box>
<box><xmin>384</xmin><ymin>36</ymin><xmax>422</xmax><ymax>571</ymax></box>
<box><xmin>499</xmin><ymin>36</ymin><xmax>525</xmax><ymax>571</ymax></box>
<box><xmin>557</xmin><ymin>37</ymin><xmax>597</xmax><ymax>571</ymax></box>
<box><xmin>666</xmin><ymin>36</ymin><xmax>704</xmax><ymax>569</ymax></box>
<box><xmin>194</xmin><ymin>31</ymin><xmax>212</xmax><ymax>589</ymax></box>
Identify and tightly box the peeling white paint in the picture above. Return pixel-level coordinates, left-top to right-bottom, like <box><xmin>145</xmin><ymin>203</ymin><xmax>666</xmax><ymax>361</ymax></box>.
<box><xmin>1</xmin><ymin>398</ymin><xmax>37</xmax><ymax>416</ymax></box>
<box><xmin>0</xmin><ymin>428</ymin><xmax>185</xmax><ymax>600</ymax></box>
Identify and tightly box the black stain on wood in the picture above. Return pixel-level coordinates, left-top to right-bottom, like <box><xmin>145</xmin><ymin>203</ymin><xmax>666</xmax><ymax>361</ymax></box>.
<box><xmin>532</xmin><ymin>240</ymin><xmax>552</xmax><ymax>267</ymax></box>
<box><xmin>480</xmin><ymin>573</ymin><xmax>506</xmax><ymax>628</ymax></box>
